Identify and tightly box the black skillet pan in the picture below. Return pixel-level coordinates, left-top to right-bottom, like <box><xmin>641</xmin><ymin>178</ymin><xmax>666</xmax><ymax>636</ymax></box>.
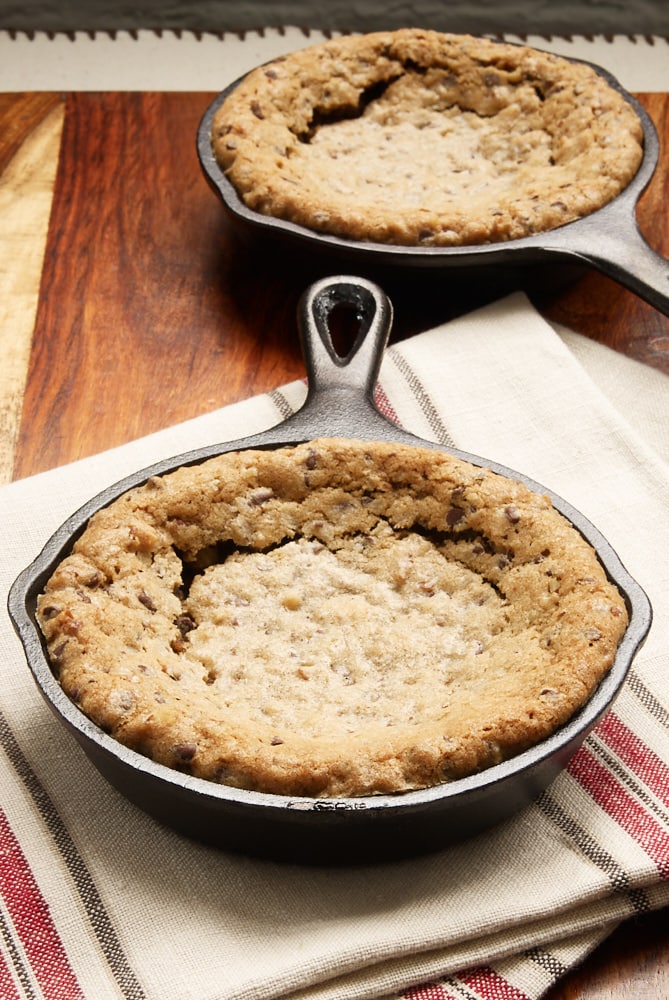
<box><xmin>8</xmin><ymin>276</ymin><xmax>652</xmax><ymax>865</ymax></box>
<box><xmin>197</xmin><ymin>52</ymin><xmax>669</xmax><ymax>317</ymax></box>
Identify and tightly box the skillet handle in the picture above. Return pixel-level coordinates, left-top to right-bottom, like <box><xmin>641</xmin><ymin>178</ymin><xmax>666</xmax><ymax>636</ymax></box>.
<box><xmin>563</xmin><ymin>222</ymin><xmax>669</xmax><ymax>317</ymax></box>
<box><xmin>285</xmin><ymin>275</ymin><xmax>398</xmax><ymax>439</ymax></box>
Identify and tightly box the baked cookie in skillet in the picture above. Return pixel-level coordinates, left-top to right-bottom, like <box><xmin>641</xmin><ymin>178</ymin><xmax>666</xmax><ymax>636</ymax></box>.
<box><xmin>37</xmin><ymin>438</ymin><xmax>628</xmax><ymax>797</ymax></box>
<box><xmin>211</xmin><ymin>29</ymin><xmax>643</xmax><ymax>247</ymax></box>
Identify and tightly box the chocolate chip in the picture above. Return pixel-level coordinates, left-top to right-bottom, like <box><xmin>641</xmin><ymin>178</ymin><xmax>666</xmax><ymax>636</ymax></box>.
<box><xmin>172</xmin><ymin>742</ymin><xmax>197</xmax><ymax>762</ymax></box>
<box><xmin>540</xmin><ymin>687</ymin><xmax>561</xmax><ymax>701</ymax></box>
<box><xmin>446</xmin><ymin>506</ymin><xmax>464</xmax><ymax>526</ymax></box>
<box><xmin>248</xmin><ymin>488</ymin><xmax>274</xmax><ymax>506</ymax></box>
<box><xmin>175</xmin><ymin>614</ymin><xmax>196</xmax><ymax>636</ymax></box>
<box><xmin>40</xmin><ymin>605</ymin><xmax>61</xmax><ymax>620</ymax></box>
<box><xmin>138</xmin><ymin>590</ymin><xmax>156</xmax><ymax>612</ymax></box>
<box><xmin>504</xmin><ymin>505</ymin><xmax>521</xmax><ymax>524</ymax></box>
<box><xmin>51</xmin><ymin>641</ymin><xmax>67</xmax><ymax>661</ymax></box>
<box><xmin>271</xmin><ymin>736</ymin><xmax>284</xmax><ymax>746</ymax></box>
<box><xmin>250</xmin><ymin>100</ymin><xmax>264</xmax><ymax>119</ymax></box>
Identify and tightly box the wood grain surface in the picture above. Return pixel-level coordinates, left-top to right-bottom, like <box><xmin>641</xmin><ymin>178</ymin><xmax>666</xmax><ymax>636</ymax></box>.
<box><xmin>0</xmin><ymin>92</ymin><xmax>64</xmax><ymax>482</ymax></box>
<box><xmin>9</xmin><ymin>91</ymin><xmax>669</xmax><ymax>480</ymax></box>
<box><xmin>1</xmin><ymin>88</ymin><xmax>668</xmax><ymax>999</ymax></box>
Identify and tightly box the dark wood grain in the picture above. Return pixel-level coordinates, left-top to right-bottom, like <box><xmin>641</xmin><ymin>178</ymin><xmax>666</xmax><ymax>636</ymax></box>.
<box><xmin>6</xmin><ymin>88</ymin><xmax>669</xmax><ymax>998</ymax></box>
<box><xmin>14</xmin><ymin>92</ymin><xmax>669</xmax><ymax>479</ymax></box>
<box><xmin>0</xmin><ymin>91</ymin><xmax>63</xmax><ymax>175</ymax></box>
<box><xmin>13</xmin><ymin>92</ymin><xmax>308</xmax><ymax>478</ymax></box>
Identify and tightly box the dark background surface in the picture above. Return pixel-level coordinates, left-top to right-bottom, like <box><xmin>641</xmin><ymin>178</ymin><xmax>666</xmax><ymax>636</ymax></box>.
<box><xmin>1</xmin><ymin>0</ymin><xmax>669</xmax><ymax>36</ymax></box>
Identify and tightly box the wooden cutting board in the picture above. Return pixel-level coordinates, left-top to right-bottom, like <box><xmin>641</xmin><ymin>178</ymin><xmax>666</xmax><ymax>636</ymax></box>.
<box><xmin>0</xmin><ymin>88</ymin><xmax>668</xmax><ymax>1000</ymax></box>
<box><xmin>4</xmin><ymin>91</ymin><xmax>668</xmax><ymax>481</ymax></box>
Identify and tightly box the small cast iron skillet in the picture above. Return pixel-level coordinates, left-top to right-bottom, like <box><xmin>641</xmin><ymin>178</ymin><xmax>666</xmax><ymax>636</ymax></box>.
<box><xmin>197</xmin><ymin>54</ymin><xmax>669</xmax><ymax>317</ymax></box>
<box><xmin>8</xmin><ymin>276</ymin><xmax>652</xmax><ymax>865</ymax></box>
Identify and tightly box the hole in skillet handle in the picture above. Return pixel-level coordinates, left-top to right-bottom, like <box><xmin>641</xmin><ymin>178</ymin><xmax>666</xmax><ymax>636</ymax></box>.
<box><xmin>319</xmin><ymin>296</ymin><xmax>370</xmax><ymax>362</ymax></box>
<box><xmin>291</xmin><ymin>275</ymin><xmax>408</xmax><ymax>444</ymax></box>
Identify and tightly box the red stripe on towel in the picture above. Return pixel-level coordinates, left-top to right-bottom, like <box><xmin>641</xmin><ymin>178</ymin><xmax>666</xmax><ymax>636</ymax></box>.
<box><xmin>568</xmin><ymin>748</ymin><xmax>669</xmax><ymax>877</ymax></box>
<box><xmin>404</xmin><ymin>968</ymin><xmax>532</xmax><ymax>1000</ymax></box>
<box><xmin>461</xmin><ymin>966</ymin><xmax>532</xmax><ymax>999</ymax></box>
<box><xmin>0</xmin><ymin>809</ymin><xmax>85</xmax><ymax>1000</ymax></box>
<box><xmin>596</xmin><ymin>712</ymin><xmax>669</xmax><ymax>807</ymax></box>
<box><xmin>374</xmin><ymin>383</ymin><xmax>399</xmax><ymax>423</ymax></box>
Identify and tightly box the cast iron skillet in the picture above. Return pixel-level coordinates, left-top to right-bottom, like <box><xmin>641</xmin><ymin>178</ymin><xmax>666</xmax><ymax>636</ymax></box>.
<box><xmin>197</xmin><ymin>53</ymin><xmax>669</xmax><ymax>317</ymax></box>
<box><xmin>8</xmin><ymin>276</ymin><xmax>652</xmax><ymax>865</ymax></box>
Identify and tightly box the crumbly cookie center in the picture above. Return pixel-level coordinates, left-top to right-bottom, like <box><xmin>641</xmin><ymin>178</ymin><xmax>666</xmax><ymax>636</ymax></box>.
<box><xmin>307</xmin><ymin>107</ymin><xmax>555</xmax><ymax>204</ymax></box>
<box><xmin>299</xmin><ymin>70</ymin><xmax>557</xmax><ymax>203</ymax></box>
<box><xmin>183</xmin><ymin>528</ymin><xmax>510</xmax><ymax>737</ymax></box>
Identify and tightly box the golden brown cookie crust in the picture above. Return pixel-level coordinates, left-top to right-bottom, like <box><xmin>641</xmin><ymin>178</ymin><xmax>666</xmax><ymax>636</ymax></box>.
<box><xmin>211</xmin><ymin>29</ymin><xmax>644</xmax><ymax>246</ymax></box>
<box><xmin>37</xmin><ymin>439</ymin><xmax>628</xmax><ymax>797</ymax></box>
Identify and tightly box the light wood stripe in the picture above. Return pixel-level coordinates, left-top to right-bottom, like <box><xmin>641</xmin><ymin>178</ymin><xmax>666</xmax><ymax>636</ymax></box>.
<box><xmin>0</xmin><ymin>101</ymin><xmax>64</xmax><ymax>485</ymax></box>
